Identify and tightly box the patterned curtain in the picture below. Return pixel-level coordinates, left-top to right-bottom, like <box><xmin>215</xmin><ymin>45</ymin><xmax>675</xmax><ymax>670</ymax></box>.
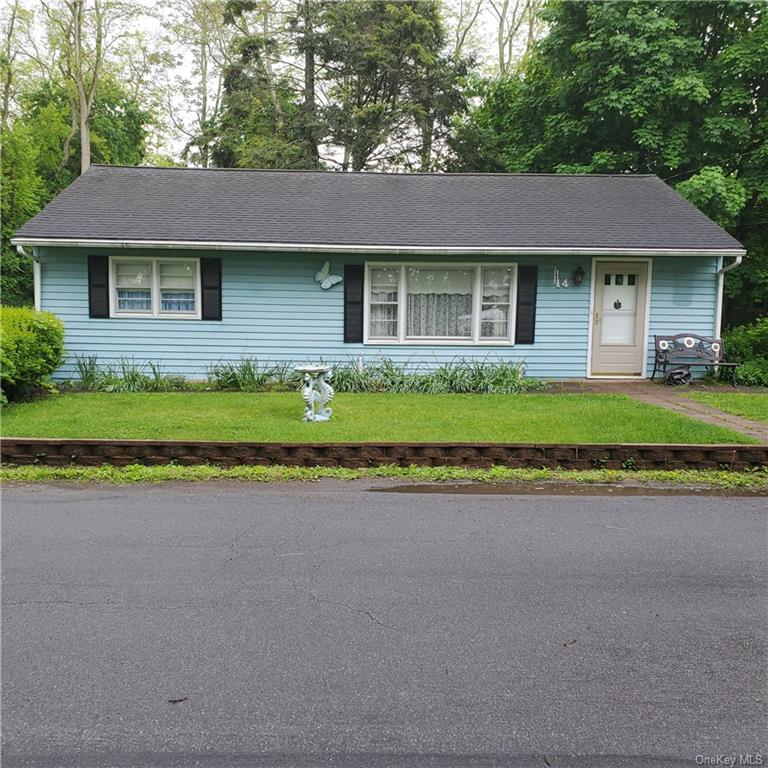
<box><xmin>407</xmin><ymin>293</ymin><xmax>473</xmax><ymax>337</ymax></box>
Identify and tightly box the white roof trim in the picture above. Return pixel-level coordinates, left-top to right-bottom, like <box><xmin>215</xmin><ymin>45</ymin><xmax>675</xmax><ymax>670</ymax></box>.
<box><xmin>10</xmin><ymin>236</ymin><xmax>746</xmax><ymax>257</ymax></box>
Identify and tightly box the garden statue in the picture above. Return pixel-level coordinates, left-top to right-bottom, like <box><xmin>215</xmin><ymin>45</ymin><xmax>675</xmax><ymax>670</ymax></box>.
<box><xmin>296</xmin><ymin>365</ymin><xmax>334</xmax><ymax>422</ymax></box>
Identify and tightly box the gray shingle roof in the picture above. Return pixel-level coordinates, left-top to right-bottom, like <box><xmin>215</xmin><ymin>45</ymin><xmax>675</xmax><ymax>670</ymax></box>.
<box><xmin>13</xmin><ymin>165</ymin><xmax>744</xmax><ymax>252</ymax></box>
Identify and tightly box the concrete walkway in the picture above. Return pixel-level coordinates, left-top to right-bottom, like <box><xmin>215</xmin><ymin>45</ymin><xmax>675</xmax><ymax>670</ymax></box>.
<box><xmin>553</xmin><ymin>380</ymin><xmax>768</xmax><ymax>442</ymax></box>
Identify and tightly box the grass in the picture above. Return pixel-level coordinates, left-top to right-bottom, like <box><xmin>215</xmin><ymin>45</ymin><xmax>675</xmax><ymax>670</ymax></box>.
<box><xmin>0</xmin><ymin>391</ymin><xmax>755</xmax><ymax>444</ymax></box>
<box><xmin>685</xmin><ymin>392</ymin><xmax>768</xmax><ymax>424</ymax></box>
<box><xmin>2</xmin><ymin>463</ymin><xmax>767</xmax><ymax>489</ymax></box>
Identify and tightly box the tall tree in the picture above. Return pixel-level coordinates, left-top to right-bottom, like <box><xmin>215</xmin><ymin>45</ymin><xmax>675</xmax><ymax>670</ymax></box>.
<box><xmin>161</xmin><ymin>0</ymin><xmax>233</xmax><ymax>167</ymax></box>
<box><xmin>40</xmin><ymin>0</ymin><xmax>140</xmax><ymax>172</ymax></box>
<box><xmin>316</xmin><ymin>0</ymin><xmax>467</xmax><ymax>171</ymax></box>
<box><xmin>212</xmin><ymin>0</ymin><xmax>468</xmax><ymax>172</ymax></box>
<box><xmin>1</xmin><ymin>75</ymin><xmax>149</xmax><ymax>305</ymax></box>
<box><xmin>452</xmin><ymin>0</ymin><xmax>767</xmax><ymax>324</ymax></box>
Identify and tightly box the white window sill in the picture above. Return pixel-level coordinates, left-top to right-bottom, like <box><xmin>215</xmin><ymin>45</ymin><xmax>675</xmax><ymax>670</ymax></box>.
<box><xmin>111</xmin><ymin>313</ymin><xmax>201</xmax><ymax>320</ymax></box>
<box><xmin>364</xmin><ymin>339</ymin><xmax>515</xmax><ymax>346</ymax></box>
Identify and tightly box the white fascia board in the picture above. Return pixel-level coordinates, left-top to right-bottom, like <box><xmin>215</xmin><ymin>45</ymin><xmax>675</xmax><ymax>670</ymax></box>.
<box><xmin>10</xmin><ymin>236</ymin><xmax>747</xmax><ymax>258</ymax></box>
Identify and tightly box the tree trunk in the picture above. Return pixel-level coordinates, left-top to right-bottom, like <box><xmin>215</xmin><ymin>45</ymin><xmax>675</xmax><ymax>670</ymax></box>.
<box><xmin>1</xmin><ymin>0</ymin><xmax>18</xmax><ymax>132</ymax></box>
<box><xmin>200</xmin><ymin>37</ymin><xmax>209</xmax><ymax>167</ymax></box>
<box><xmin>59</xmin><ymin>94</ymin><xmax>79</xmax><ymax>171</ymax></box>
<box><xmin>73</xmin><ymin>0</ymin><xmax>90</xmax><ymax>173</ymax></box>
<box><xmin>79</xmin><ymin>89</ymin><xmax>90</xmax><ymax>173</ymax></box>
<box><xmin>420</xmin><ymin>116</ymin><xmax>433</xmax><ymax>172</ymax></box>
<box><xmin>302</xmin><ymin>0</ymin><xmax>318</xmax><ymax>164</ymax></box>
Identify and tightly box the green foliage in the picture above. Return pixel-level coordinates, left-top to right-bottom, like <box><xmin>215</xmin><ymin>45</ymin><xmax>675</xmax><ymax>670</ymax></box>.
<box><xmin>207</xmin><ymin>358</ymin><xmax>298</xmax><ymax>392</ymax></box>
<box><xmin>723</xmin><ymin>317</ymin><xmax>768</xmax><ymax>363</ymax></box>
<box><xmin>1</xmin><ymin>78</ymin><xmax>150</xmax><ymax>306</ymax></box>
<box><xmin>453</xmin><ymin>0</ymin><xmax>767</xmax><ymax>325</ymax></box>
<box><xmin>316</xmin><ymin>1</ymin><xmax>466</xmax><ymax>170</ymax></box>
<box><xmin>0</xmin><ymin>120</ymin><xmax>44</xmax><ymax>306</ymax></box>
<box><xmin>71</xmin><ymin>356</ymin><xmax>188</xmax><ymax>393</ymax></box>
<box><xmin>213</xmin><ymin>0</ymin><xmax>468</xmax><ymax>171</ymax></box>
<box><xmin>0</xmin><ymin>307</ymin><xmax>65</xmax><ymax>402</ymax></box>
<box><xmin>676</xmin><ymin>166</ymin><xmax>748</xmax><ymax>229</ymax></box>
<box><xmin>732</xmin><ymin>360</ymin><xmax>768</xmax><ymax>388</ymax></box>
<box><xmin>320</xmin><ymin>358</ymin><xmax>546</xmax><ymax>394</ymax></box>
<box><xmin>714</xmin><ymin>318</ymin><xmax>768</xmax><ymax>386</ymax></box>
<box><xmin>202</xmin><ymin>357</ymin><xmax>544</xmax><ymax>394</ymax></box>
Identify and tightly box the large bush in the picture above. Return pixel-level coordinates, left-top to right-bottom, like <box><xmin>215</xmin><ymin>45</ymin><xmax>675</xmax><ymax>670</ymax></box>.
<box><xmin>723</xmin><ymin>317</ymin><xmax>768</xmax><ymax>362</ymax></box>
<box><xmin>0</xmin><ymin>307</ymin><xmax>65</xmax><ymax>402</ymax></box>
<box><xmin>723</xmin><ymin>317</ymin><xmax>768</xmax><ymax>387</ymax></box>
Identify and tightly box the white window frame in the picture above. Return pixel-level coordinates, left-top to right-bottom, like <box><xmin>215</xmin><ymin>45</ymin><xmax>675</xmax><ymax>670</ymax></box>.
<box><xmin>363</xmin><ymin>262</ymin><xmax>518</xmax><ymax>345</ymax></box>
<box><xmin>108</xmin><ymin>256</ymin><xmax>202</xmax><ymax>320</ymax></box>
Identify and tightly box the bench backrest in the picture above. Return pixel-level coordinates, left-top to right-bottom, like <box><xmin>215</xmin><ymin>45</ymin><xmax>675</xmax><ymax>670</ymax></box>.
<box><xmin>654</xmin><ymin>334</ymin><xmax>725</xmax><ymax>362</ymax></box>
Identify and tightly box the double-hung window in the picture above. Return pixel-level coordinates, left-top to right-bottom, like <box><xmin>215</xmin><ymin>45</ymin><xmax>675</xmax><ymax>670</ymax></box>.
<box><xmin>365</xmin><ymin>264</ymin><xmax>517</xmax><ymax>344</ymax></box>
<box><xmin>110</xmin><ymin>257</ymin><xmax>201</xmax><ymax>318</ymax></box>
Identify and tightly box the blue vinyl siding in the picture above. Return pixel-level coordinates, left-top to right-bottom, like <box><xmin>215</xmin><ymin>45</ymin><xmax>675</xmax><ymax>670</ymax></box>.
<box><xmin>37</xmin><ymin>247</ymin><xmax>719</xmax><ymax>380</ymax></box>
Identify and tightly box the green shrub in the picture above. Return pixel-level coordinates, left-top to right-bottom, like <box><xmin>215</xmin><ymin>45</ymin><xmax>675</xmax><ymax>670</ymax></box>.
<box><xmin>0</xmin><ymin>307</ymin><xmax>65</xmax><ymax>402</ymax></box>
<box><xmin>71</xmin><ymin>356</ymin><xmax>190</xmax><ymax>393</ymax></box>
<box><xmin>723</xmin><ymin>317</ymin><xmax>768</xmax><ymax>363</ymax></box>
<box><xmin>721</xmin><ymin>318</ymin><xmax>768</xmax><ymax>387</ymax></box>
<box><xmin>733</xmin><ymin>358</ymin><xmax>768</xmax><ymax>387</ymax></box>
<box><xmin>207</xmin><ymin>357</ymin><xmax>299</xmax><ymax>392</ymax></box>
<box><xmin>330</xmin><ymin>357</ymin><xmax>546</xmax><ymax>394</ymax></box>
<box><xmin>66</xmin><ymin>355</ymin><xmax>546</xmax><ymax>395</ymax></box>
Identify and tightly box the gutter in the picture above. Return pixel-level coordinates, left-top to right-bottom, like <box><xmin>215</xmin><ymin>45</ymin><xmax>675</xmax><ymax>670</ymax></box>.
<box><xmin>15</xmin><ymin>245</ymin><xmax>41</xmax><ymax>310</ymax></box>
<box><xmin>715</xmin><ymin>253</ymin><xmax>744</xmax><ymax>338</ymax></box>
<box><xmin>9</xmin><ymin>237</ymin><xmax>747</xmax><ymax>259</ymax></box>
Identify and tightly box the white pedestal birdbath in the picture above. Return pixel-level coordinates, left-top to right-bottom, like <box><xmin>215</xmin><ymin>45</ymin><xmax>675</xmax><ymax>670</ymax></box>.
<box><xmin>295</xmin><ymin>365</ymin><xmax>334</xmax><ymax>422</ymax></box>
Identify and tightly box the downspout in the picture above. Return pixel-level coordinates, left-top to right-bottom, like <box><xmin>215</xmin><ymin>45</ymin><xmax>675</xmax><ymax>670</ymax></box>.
<box><xmin>715</xmin><ymin>254</ymin><xmax>743</xmax><ymax>338</ymax></box>
<box><xmin>15</xmin><ymin>245</ymin><xmax>41</xmax><ymax>310</ymax></box>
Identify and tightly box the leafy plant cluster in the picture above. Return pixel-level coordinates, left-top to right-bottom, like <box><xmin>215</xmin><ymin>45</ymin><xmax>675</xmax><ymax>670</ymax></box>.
<box><xmin>71</xmin><ymin>356</ymin><xmax>190</xmax><ymax>393</ymax></box>
<box><xmin>722</xmin><ymin>317</ymin><xmax>768</xmax><ymax>387</ymax></box>
<box><xmin>0</xmin><ymin>307</ymin><xmax>65</xmax><ymax>402</ymax></box>
<box><xmin>330</xmin><ymin>358</ymin><xmax>547</xmax><ymax>394</ymax></box>
<box><xmin>69</xmin><ymin>355</ymin><xmax>546</xmax><ymax>395</ymax></box>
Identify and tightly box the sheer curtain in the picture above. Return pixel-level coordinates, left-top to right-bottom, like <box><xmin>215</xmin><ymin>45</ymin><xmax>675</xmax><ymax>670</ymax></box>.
<box><xmin>115</xmin><ymin>261</ymin><xmax>152</xmax><ymax>312</ymax></box>
<box><xmin>406</xmin><ymin>268</ymin><xmax>473</xmax><ymax>337</ymax></box>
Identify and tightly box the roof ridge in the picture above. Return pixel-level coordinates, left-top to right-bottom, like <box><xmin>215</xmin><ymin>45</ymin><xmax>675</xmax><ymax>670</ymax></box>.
<box><xmin>88</xmin><ymin>164</ymin><xmax>658</xmax><ymax>179</ymax></box>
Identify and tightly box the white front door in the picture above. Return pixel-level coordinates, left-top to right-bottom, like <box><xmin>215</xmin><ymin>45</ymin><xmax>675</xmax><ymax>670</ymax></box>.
<box><xmin>590</xmin><ymin>262</ymin><xmax>649</xmax><ymax>376</ymax></box>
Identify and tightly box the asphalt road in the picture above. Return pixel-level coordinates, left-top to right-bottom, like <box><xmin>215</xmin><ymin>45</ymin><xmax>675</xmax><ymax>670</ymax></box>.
<box><xmin>2</xmin><ymin>481</ymin><xmax>766</xmax><ymax>768</ymax></box>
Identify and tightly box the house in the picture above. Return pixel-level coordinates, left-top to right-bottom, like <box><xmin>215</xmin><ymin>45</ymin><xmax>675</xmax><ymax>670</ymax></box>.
<box><xmin>12</xmin><ymin>166</ymin><xmax>745</xmax><ymax>380</ymax></box>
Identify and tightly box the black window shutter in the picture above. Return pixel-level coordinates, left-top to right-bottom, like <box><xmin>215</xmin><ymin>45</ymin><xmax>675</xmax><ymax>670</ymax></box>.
<box><xmin>344</xmin><ymin>264</ymin><xmax>364</xmax><ymax>343</ymax></box>
<box><xmin>515</xmin><ymin>265</ymin><xmax>538</xmax><ymax>344</ymax></box>
<box><xmin>200</xmin><ymin>258</ymin><xmax>222</xmax><ymax>320</ymax></box>
<box><xmin>88</xmin><ymin>255</ymin><xmax>109</xmax><ymax>318</ymax></box>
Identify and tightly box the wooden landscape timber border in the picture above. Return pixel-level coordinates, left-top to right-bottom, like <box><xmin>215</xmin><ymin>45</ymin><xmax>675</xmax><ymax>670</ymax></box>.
<box><xmin>1</xmin><ymin>438</ymin><xmax>767</xmax><ymax>471</ymax></box>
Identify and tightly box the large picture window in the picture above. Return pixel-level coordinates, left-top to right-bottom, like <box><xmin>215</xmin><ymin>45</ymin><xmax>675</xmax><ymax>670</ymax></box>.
<box><xmin>365</xmin><ymin>263</ymin><xmax>517</xmax><ymax>344</ymax></box>
<box><xmin>110</xmin><ymin>257</ymin><xmax>200</xmax><ymax>318</ymax></box>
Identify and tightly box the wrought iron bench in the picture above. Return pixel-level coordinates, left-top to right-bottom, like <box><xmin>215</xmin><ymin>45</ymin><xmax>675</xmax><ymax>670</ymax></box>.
<box><xmin>652</xmin><ymin>334</ymin><xmax>738</xmax><ymax>385</ymax></box>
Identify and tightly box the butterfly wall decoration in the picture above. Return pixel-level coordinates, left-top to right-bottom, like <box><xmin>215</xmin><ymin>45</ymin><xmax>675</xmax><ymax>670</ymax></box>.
<box><xmin>315</xmin><ymin>261</ymin><xmax>343</xmax><ymax>290</ymax></box>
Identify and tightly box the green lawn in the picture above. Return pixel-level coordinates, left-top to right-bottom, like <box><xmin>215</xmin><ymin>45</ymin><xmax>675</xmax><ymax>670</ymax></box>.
<box><xmin>0</xmin><ymin>392</ymin><xmax>754</xmax><ymax>444</ymax></box>
<box><xmin>685</xmin><ymin>392</ymin><xmax>768</xmax><ymax>424</ymax></box>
